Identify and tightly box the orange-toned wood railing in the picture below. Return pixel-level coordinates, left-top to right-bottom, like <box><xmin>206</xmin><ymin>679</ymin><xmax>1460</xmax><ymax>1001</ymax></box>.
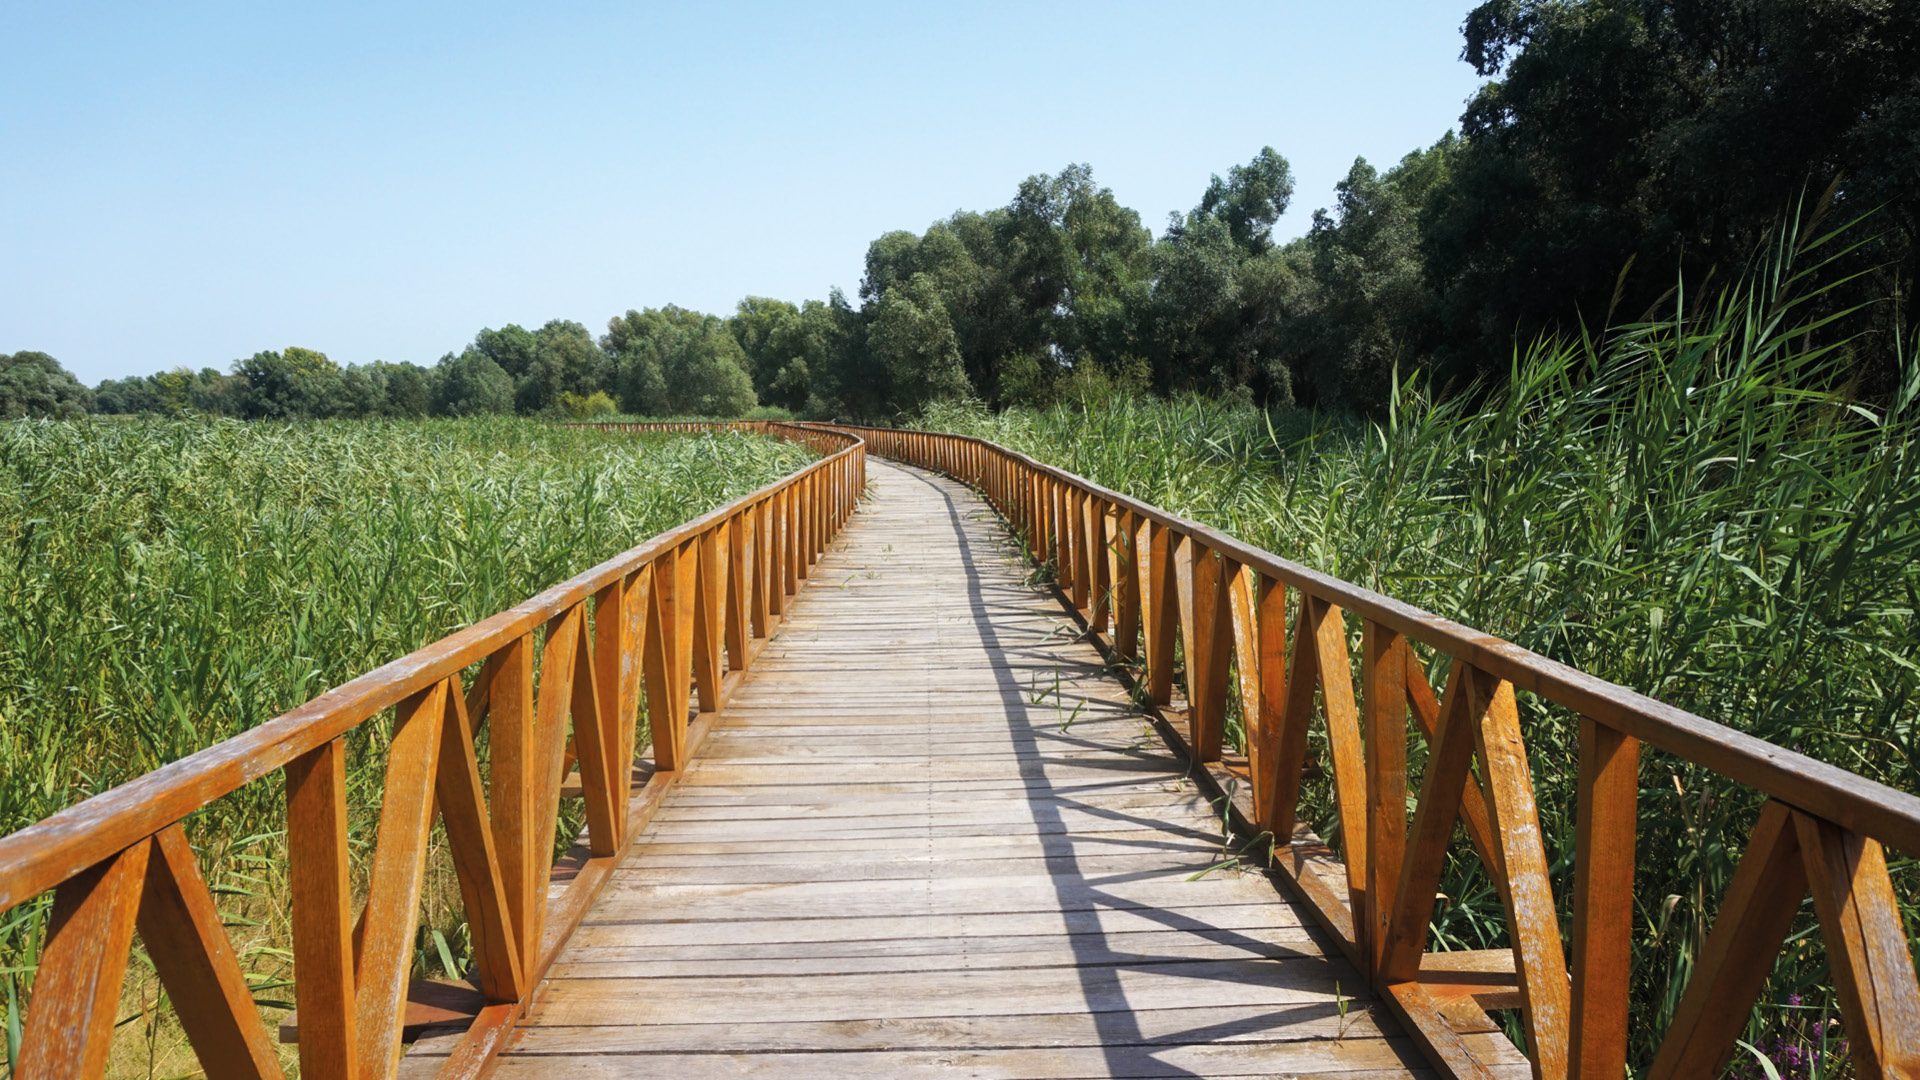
<box><xmin>829</xmin><ymin>420</ymin><xmax>1920</xmax><ymax>1080</ymax></box>
<box><xmin>0</xmin><ymin>422</ymin><xmax>864</xmax><ymax>1080</ymax></box>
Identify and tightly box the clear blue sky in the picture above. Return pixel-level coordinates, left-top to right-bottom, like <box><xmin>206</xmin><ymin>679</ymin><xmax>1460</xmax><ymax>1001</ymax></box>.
<box><xmin>1</xmin><ymin>2</ymin><xmax>1486</xmax><ymax>385</ymax></box>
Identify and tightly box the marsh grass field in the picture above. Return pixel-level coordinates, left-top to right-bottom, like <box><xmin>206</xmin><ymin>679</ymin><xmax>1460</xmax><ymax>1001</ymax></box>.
<box><xmin>0</xmin><ymin>418</ymin><xmax>811</xmax><ymax>1075</ymax></box>
<box><xmin>923</xmin><ymin>237</ymin><xmax>1920</xmax><ymax>1073</ymax></box>
<box><xmin>1</xmin><ymin>237</ymin><xmax>1917</xmax><ymax>1078</ymax></box>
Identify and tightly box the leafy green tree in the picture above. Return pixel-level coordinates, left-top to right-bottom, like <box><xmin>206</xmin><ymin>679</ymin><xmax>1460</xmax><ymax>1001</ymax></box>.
<box><xmin>470</xmin><ymin>325</ymin><xmax>539</xmax><ymax>382</ymax></box>
<box><xmin>0</xmin><ymin>352</ymin><xmax>91</xmax><ymax>418</ymax></box>
<box><xmin>729</xmin><ymin>297</ymin><xmax>838</xmax><ymax>412</ymax></box>
<box><xmin>94</xmin><ymin>367</ymin><xmax>240</xmax><ymax>416</ymax></box>
<box><xmin>854</xmin><ymin>166</ymin><xmax>1150</xmax><ymax>408</ymax></box>
<box><xmin>603</xmin><ymin>306</ymin><xmax>756</xmax><ymax>416</ymax></box>
<box><xmin>514</xmin><ymin>320</ymin><xmax>607</xmax><ymax>414</ymax></box>
<box><xmin>92</xmin><ymin>376</ymin><xmax>152</xmax><ymax>414</ymax></box>
<box><xmin>867</xmin><ymin>273</ymin><xmax>971</xmax><ymax>414</ymax></box>
<box><xmin>363</xmin><ymin>361</ymin><xmax>432</xmax><ymax>418</ymax></box>
<box><xmin>1146</xmin><ymin>157</ymin><xmax>1301</xmax><ymax>403</ymax></box>
<box><xmin>999</xmin><ymin>165</ymin><xmax>1153</xmax><ymax>390</ymax></box>
<box><xmin>430</xmin><ymin>350</ymin><xmax>515</xmax><ymax>416</ymax></box>
<box><xmin>1287</xmin><ymin>140</ymin><xmax>1454</xmax><ymax>408</ymax></box>
<box><xmin>1430</xmin><ymin>0</ymin><xmax>1920</xmax><ymax>386</ymax></box>
<box><xmin>235</xmin><ymin>347</ymin><xmax>348</xmax><ymax>419</ymax></box>
<box><xmin>558</xmin><ymin>390</ymin><xmax>618</xmax><ymax>419</ymax></box>
<box><xmin>186</xmin><ymin>368</ymin><xmax>245</xmax><ymax>416</ymax></box>
<box><xmin>1189</xmin><ymin>146</ymin><xmax>1296</xmax><ymax>254</ymax></box>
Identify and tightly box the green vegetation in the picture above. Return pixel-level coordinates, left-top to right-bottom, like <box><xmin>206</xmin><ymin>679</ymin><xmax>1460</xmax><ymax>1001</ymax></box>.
<box><xmin>0</xmin><ymin>418</ymin><xmax>811</xmax><ymax>1072</ymax></box>
<box><xmin>0</xmin><ymin>353</ymin><xmax>90</xmax><ymax>419</ymax></box>
<box><xmin>12</xmin><ymin>1</ymin><xmax>1910</xmax><ymax>429</ymax></box>
<box><xmin>924</xmin><ymin>221</ymin><xmax>1920</xmax><ymax>1073</ymax></box>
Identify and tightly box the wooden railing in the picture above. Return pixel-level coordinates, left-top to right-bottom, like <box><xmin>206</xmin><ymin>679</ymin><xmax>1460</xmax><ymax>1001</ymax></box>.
<box><xmin>832</xmin><ymin>421</ymin><xmax>1920</xmax><ymax>1080</ymax></box>
<box><xmin>0</xmin><ymin>422</ymin><xmax>864</xmax><ymax>1080</ymax></box>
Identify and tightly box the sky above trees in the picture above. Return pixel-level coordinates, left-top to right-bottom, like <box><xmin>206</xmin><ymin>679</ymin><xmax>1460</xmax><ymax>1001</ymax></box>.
<box><xmin>0</xmin><ymin>1</ymin><xmax>1483</xmax><ymax>383</ymax></box>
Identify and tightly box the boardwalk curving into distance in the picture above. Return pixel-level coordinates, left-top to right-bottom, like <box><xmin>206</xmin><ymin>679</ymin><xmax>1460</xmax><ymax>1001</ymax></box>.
<box><xmin>12</xmin><ymin>421</ymin><xmax>1916</xmax><ymax>1080</ymax></box>
<box><xmin>414</xmin><ymin>461</ymin><xmax>1501</xmax><ymax>1078</ymax></box>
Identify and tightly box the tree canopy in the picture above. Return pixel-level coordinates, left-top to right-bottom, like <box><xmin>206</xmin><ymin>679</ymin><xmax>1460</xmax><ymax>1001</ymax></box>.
<box><xmin>0</xmin><ymin>352</ymin><xmax>91</xmax><ymax>419</ymax></box>
<box><xmin>21</xmin><ymin>0</ymin><xmax>1913</xmax><ymax>423</ymax></box>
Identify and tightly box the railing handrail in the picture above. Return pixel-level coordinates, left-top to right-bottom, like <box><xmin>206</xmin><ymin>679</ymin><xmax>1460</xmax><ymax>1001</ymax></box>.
<box><xmin>820</xmin><ymin>418</ymin><xmax>1920</xmax><ymax>1080</ymax></box>
<box><xmin>0</xmin><ymin>421</ymin><xmax>861</xmax><ymax>914</ymax></box>
<box><xmin>814</xmin><ymin>421</ymin><xmax>1920</xmax><ymax>855</ymax></box>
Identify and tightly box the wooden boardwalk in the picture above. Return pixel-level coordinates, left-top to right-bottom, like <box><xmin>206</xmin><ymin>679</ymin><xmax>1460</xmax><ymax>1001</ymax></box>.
<box><xmin>13</xmin><ymin>424</ymin><xmax>1916</xmax><ymax>1080</ymax></box>
<box><xmin>460</xmin><ymin>461</ymin><xmax>1435</xmax><ymax>1078</ymax></box>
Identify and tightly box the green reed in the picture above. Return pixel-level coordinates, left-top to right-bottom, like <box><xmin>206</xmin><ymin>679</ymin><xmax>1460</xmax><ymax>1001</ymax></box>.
<box><xmin>0</xmin><ymin>417</ymin><xmax>810</xmax><ymax>1075</ymax></box>
<box><xmin>923</xmin><ymin>216</ymin><xmax>1919</xmax><ymax>1074</ymax></box>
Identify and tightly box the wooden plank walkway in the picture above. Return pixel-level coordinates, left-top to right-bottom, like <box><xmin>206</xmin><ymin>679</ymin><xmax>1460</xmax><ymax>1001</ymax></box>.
<box><xmin>464</xmin><ymin>461</ymin><xmax>1436</xmax><ymax>1077</ymax></box>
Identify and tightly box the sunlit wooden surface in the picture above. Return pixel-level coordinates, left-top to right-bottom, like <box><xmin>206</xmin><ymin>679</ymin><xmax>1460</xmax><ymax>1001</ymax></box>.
<box><xmin>415</xmin><ymin>461</ymin><xmax>1492</xmax><ymax>1078</ymax></box>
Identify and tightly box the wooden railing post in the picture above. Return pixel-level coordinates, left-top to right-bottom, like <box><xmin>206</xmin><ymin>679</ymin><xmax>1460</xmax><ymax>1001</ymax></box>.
<box><xmin>1361</xmin><ymin>620</ymin><xmax>1409</xmax><ymax>981</ymax></box>
<box><xmin>1179</xmin><ymin>540</ymin><xmax>1231</xmax><ymax>762</ymax></box>
<box><xmin>1112</xmin><ymin>509</ymin><xmax>1141</xmax><ymax>660</ymax></box>
<box><xmin>437</xmin><ymin>677</ymin><xmax>525</xmax><ymax>1004</ymax></box>
<box><xmin>139</xmin><ymin>824</ymin><xmax>286</xmax><ymax>1079</ymax></box>
<box><xmin>724</xmin><ymin>514</ymin><xmax>751</xmax><ymax>673</ymax></box>
<box><xmin>1052</xmin><ymin>481</ymin><xmax>1072</xmax><ymax>590</ymax></box>
<box><xmin>1569</xmin><ymin>718</ymin><xmax>1639</xmax><ymax>1079</ymax></box>
<box><xmin>1141</xmin><ymin>521</ymin><xmax>1176</xmax><ymax>706</ymax></box>
<box><xmin>1253</xmin><ymin>575</ymin><xmax>1289</xmax><ymax>837</ymax></box>
<box><xmin>16</xmin><ymin>842</ymin><xmax>151</xmax><ymax>1080</ymax></box>
<box><xmin>352</xmin><ymin>682</ymin><xmax>448</xmax><ymax>1080</ymax></box>
<box><xmin>285</xmin><ymin>739</ymin><xmax>357</xmax><ymax>1080</ymax></box>
<box><xmin>487</xmin><ymin>635</ymin><xmax>537</xmax><ymax>970</ymax></box>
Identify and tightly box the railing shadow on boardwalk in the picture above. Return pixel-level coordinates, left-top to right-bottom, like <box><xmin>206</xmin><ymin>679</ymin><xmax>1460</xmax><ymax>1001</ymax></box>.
<box><xmin>837</xmin><ymin>421</ymin><xmax>1920</xmax><ymax>1080</ymax></box>
<box><xmin>906</xmin><ymin>466</ymin><xmax>1375</xmax><ymax>1079</ymax></box>
<box><xmin>1</xmin><ymin>417</ymin><xmax>1916</xmax><ymax>1080</ymax></box>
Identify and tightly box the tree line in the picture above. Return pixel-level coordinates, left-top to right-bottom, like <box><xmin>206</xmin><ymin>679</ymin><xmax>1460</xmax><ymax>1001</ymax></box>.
<box><xmin>6</xmin><ymin>0</ymin><xmax>1914</xmax><ymax>423</ymax></box>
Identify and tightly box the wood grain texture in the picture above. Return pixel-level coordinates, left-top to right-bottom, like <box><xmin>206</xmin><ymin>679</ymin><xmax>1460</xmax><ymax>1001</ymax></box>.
<box><xmin>1568</xmin><ymin>717</ymin><xmax>1637</xmax><ymax>1080</ymax></box>
<box><xmin>285</xmin><ymin>739</ymin><xmax>358</xmax><ymax>1080</ymax></box>
<box><xmin>1469</xmin><ymin>675</ymin><xmax>1568</xmax><ymax>1079</ymax></box>
<box><xmin>1647</xmin><ymin>801</ymin><xmax>1805</xmax><ymax>1079</ymax></box>
<box><xmin>353</xmin><ymin>683</ymin><xmax>447</xmax><ymax>1080</ymax></box>
<box><xmin>464</xmin><ymin>460</ymin><xmax>1422</xmax><ymax>1079</ymax></box>
<box><xmin>16</xmin><ymin>841</ymin><xmax>149</xmax><ymax>1080</ymax></box>
<box><xmin>435</xmin><ymin>678</ymin><xmax>523</xmax><ymax>1003</ymax></box>
<box><xmin>138</xmin><ymin>824</ymin><xmax>285</xmax><ymax>1079</ymax></box>
<box><xmin>1363</xmin><ymin>621</ymin><xmax>1409</xmax><ymax>981</ymax></box>
<box><xmin>1793</xmin><ymin>812</ymin><xmax>1920</xmax><ymax>1077</ymax></box>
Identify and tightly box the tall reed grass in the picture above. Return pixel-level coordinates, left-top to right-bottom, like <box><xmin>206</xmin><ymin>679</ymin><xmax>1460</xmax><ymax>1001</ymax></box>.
<box><xmin>0</xmin><ymin>417</ymin><xmax>811</xmax><ymax>1075</ymax></box>
<box><xmin>925</xmin><ymin>218</ymin><xmax>1920</xmax><ymax>1074</ymax></box>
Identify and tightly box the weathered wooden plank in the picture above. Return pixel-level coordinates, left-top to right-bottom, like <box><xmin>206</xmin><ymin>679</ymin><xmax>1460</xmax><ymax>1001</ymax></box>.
<box><xmin>138</xmin><ymin>824</ymin><xmax>285</xmax><ymax>1079</ymax></box>
<box><xmin>435</xmin><ymin>677</ymin><xmax>523</xmax><ymax>1003</ymax></box>
<box><xmin>1793</xmin><ymin>812</ymin><xmax>1920</xmax><ymax>1076</ymax></box>
<box><xmin>1568</xmin><ymin>718</ymin><xmax>1637</xmax><ymax>1079</ymax></box>
<box><xmin>480</xmin><ymin>459</ymin><xmax>1444</xmax><ymax>1080</ymax></box>
<box><xmin>353</xmin><ymin>682</ymin><xmax>447</xmax><ymax>1080</ymax></box>
<box><xmin>16</xmin><ymin>841</ymin><xmax>150</xmax><ymax>1080</ymax></box>
<box><xmin>284</xmin><ymin>738</ymin><xmax>358</xmax><ymax>1080</ymax></box>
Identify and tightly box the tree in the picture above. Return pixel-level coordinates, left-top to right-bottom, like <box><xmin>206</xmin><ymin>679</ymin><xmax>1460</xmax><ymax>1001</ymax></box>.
<box><xmin>235</xmin><ymin>347</ymin><xmax>347</xmax><ymax>419</ymax></box>
<box><xmin>0</xmin><ymin>352</ymin><xmax>91</xmax><ymax>418</ymax></box>
<box><xmin>187</xmin><ymin>368</ymin><xmax>245</xmax><ymax>416</ymax></box>
<box><xmin>867</xmin><ymin>273</ymin><xmax>971</xmax><ymax>415</ymax></box>
<box><xmin>558</xmin><ymin>390</ymin><xmax>618</xmax><ymax>419</ymax></box>
<box><xmin>1430</xmin><ymin>0</ymin><xmax>1920</xmax><ymax>386</ymax></box>
<box><xmin>363</xmin><ymin>361</ymin><xmax>432</xmax><ymax>418</ymax></box>
<box><xmin>603</xmin><ymin>306</ymin><xmax>757</xmax><ymax>417</ymax></box>
<box><xmin>513</xmin><ymin>320</ymin><xmax>607</xmax><ymax>414</ymax></box>
<box><xmin>431</xmin><ymin>350</ymin><xmax>515</xmax><ymax>416</ymax></box>
<box><xmin>1190</xmin><ymin>147</ymin><xmax>1296</xmax><ymax>254</ymax></box>
<box><xmin>1143</xmin><ymin>151</ymin><xmax>1305</xmax><ymax>402</ymax></box>
<box><xmin>470</xmin><ymin>325</ymin><xmax>539</xmax><ymax>382</ymax></box>
<box><xmin>1286</xmin><ymin>140</ymin><xmax>1454</xmax><ymax>408</ymax></box>
<box><xmin>730</xmin><ymin>297</ymin><xmax>841</xmax><ymax>412</ymax></box>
